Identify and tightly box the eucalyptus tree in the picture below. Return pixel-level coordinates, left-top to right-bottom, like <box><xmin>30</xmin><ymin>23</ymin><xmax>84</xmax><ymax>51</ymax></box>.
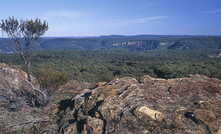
<box><xmin>0</xmin><ymin>17</ymin><xmax>48</xmax><ymax>81</ymax></box>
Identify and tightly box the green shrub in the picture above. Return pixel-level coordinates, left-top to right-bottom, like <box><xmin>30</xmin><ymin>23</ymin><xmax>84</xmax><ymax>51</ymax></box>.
<box><xmin>35</xmin><ymin>66</ymin><xmax>69</xmax><ymax>90</ymax></box>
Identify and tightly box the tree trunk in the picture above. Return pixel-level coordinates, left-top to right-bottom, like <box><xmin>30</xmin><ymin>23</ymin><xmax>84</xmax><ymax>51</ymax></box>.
<box><xmin>25</xmin><ymin>61</ymin><xmax>32</xmax><ymax>82</ymax></box>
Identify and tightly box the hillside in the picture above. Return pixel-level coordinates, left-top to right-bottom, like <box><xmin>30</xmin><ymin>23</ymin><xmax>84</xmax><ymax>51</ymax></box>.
<box><xmin>0</xmin><ymin>35</ymin><xmax>221</xmax><ymax>52</ymax></box>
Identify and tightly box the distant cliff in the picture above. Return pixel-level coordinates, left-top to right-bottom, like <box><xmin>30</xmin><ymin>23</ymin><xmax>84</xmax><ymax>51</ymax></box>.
<box><xmin>0</xmin><ymin>35</ymin><xmax>221</xmax><ymax>52</ymax></box>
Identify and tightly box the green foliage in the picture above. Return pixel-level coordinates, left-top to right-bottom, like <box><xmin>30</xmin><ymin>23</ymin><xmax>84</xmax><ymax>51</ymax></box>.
<box><xmin>0</xmin><ymin>17</ymin><xmax>48</xmax><ymax>39</ymax></box>
<box><xmin>1</xmin><ymin>49</ymin><xmax>221</xmax><ymax>84</ymax></box>
<box><xmin>0</xmin><ymin>17</ymin><xmax>48</xmax><ymax>81</ymax></box>
<box><xmin>34</xmin><ymin>65</ymin><xmax>69</xmax><ymax>90</ymax></box>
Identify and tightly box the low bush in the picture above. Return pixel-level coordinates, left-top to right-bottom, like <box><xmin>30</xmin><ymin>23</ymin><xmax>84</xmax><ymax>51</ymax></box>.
<box><xmin>35</xmin><ymin>65</ymin><xmax>69</xmax><ymax>91</ymax></box>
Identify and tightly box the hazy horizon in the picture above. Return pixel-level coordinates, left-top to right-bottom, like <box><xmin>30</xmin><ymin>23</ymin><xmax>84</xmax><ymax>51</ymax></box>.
<box><xmin>0</xmin><ymin>0</ymin><xmax>221</xmax><ymax>37</ymax></box>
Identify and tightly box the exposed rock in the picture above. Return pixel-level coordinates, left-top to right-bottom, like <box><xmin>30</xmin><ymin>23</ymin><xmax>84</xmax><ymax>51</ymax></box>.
<box><xmin>57</xmin><ymin>75</ymin><xmax>221</xmax><ymax>134</ymax></box>
<box><xmin>0</xmin><ymin>63</ymin><xmax>50</xmax><ymax>133</ymax></box>
<box><xmin>111</xmin><ymin>40</ymin><xmax>159</xmax><ymax>51</ymax></box>
<box><xmin>0</xmin><ymin>63</ymin><xmax>39</xmax><ymax>89</ymax></box>
<box><xmin>135</xmin><ymin>106</ymin><xmax>164</xmax><ymax>121</ymax></box>
<box><xmin>1</xmin><ymin>63</ymin><xmax>221</xmax><ymax>134</ymax></box>
<box><xmin>0</xmin><ymin>63</ymin><xmax>47</xmax><ymax>108</ymax></box>
<box><xmin>218</xmin><ymin>127</ymin><xmax>221</xmax><ymax>134</ymax></box>
<box><xmin>208</xmin><ymin>52</ymin><xmax>221</xmax><ymax>58</ymax></box>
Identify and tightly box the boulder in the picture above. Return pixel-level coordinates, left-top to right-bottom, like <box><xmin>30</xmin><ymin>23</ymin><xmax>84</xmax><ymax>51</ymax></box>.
<box><xmin>0</xmin><ymin>63</ymin><xmax>39</xmax><ymax>90</ymax></box>
<box><xmin>0</xmin><ymin>63</ymin><xmax>47</xmax><ymax>108</ymax></box>
<box><xmin>0</xmin><ymin>63</ymin><xmax>50</xmax><ymax>133</ymax></box>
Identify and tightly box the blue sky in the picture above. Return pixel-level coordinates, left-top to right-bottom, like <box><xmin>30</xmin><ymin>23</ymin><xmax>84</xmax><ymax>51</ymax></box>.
<box><xmin>0</xmin><ymin>0</ymin><xmax>220</xmax><ymax>36</ymax></box>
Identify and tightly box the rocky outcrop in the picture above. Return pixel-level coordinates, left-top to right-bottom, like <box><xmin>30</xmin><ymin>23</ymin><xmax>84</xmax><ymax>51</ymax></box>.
<box><xmin>0</xmin><ymin>63</ymin><xmax>47</xmax><ymax>109</ymax></box>
<box><xmin>0</xmin><ymin>63</ymin><xmax>50</xmax><ymax>133</ymax></box>
<box><xmin>1</xmin><ymin>63</ymin><xmax>221</xmax><ymax>134</ymax></box>
<box><xmin>57</xmin><ymin>75</ymin><xmax>221</xmax><ymax>134</ymax></box>
<box><xmin>112</xmin><ymin>40</ymin><xmax>160</xmax><ymax>51</ymax></box>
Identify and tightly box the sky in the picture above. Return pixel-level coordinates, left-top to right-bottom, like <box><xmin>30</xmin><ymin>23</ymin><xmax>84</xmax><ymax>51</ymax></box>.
<box><xmin>0</xmin><ymin>0</ymin><xmax>220</xmax><ymax>36</ymax></box>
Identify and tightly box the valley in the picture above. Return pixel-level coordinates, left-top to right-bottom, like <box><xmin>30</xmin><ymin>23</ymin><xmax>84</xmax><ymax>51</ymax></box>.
<box><xmin>1</xmin><ymin>35</ymin><xmax>221</xmax><ymax>53</ymax></box>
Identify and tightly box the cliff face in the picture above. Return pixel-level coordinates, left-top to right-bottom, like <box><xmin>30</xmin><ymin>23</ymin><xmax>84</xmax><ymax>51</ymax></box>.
<box><xmin>56</xmin><ymin>75</ymin><xmax>221</xmax><ymax>134</ymax></box>
<box><xmin>111</xmin><ymin>40</ymin><xmax>160</xmax><ymax>51</ymax></box>
<box><xmin>1</xmin><ymin>36</ymin><xmax>221</xmax><ymax>52</ymax></box>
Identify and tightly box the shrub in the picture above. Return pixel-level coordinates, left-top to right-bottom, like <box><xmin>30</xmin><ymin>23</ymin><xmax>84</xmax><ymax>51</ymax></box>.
<box><xmin>35</xmin><ymin>66</ymin><xmax>69</xmax><ymax>91</ymax></box>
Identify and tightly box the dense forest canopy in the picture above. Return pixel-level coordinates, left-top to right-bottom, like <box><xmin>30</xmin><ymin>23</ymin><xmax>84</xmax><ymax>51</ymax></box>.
<box><xmin>1</xmin><ymin>35</ymin><xmax>221</xmax><ymax>87</ymax></box>
<box><xmin>1</xmin><ymin>49</ymin><xmax>221</xmax><ymax>88</ymax></box>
